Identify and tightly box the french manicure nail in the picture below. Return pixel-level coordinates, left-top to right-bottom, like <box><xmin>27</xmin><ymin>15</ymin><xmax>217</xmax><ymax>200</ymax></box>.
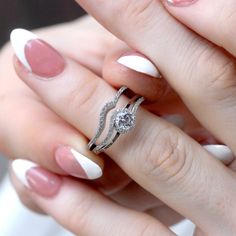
<box><xmin>12</xmin><ymin>159</ymin><xmax>61</xmax><ymax>197</ymax></box>
<box><xmin>162</xmin><ymin>114</ymin><xmax>185</xmax><ymax>129</ymax></box>
<box><xmin>10</xmin><ymin>28</ymin><xmax>65</xmax><ymax>78</ymax></box>
<box><xmin>55</xmin><ymin>146</ymin><xmax>103</xmax><ymax>180</ymax></box>
<box><xmin>166</xmin><ymin>0</ymin><xmax>198</xmax><ymax>7</ymax></box>
<box><xmin>203</xmin><ymin>145</ymin><xmax>235</xmax><ymax>165</ymax></box>
<box><xmin>117</xmin><ymin>54</ymin><xmax>161</xmax><ymax>78</ymax></box>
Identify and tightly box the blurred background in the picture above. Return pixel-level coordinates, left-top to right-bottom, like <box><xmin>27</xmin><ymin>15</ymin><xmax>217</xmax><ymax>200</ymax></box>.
<box><xmin>0</xmin><ymin>1</ymin><xmax>195</xmax><ymax>235</ymax></box>
<box><xmin>0</xmin><ymin>0</ymin><xmax>85</xmax><ymax>46</ymax></box>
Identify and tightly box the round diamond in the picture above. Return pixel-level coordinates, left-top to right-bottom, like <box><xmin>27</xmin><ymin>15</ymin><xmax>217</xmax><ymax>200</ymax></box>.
<box><xmin>114</xmin><ymin>108</ymin><xmax>135</xmax><ymax>133</ymax></box>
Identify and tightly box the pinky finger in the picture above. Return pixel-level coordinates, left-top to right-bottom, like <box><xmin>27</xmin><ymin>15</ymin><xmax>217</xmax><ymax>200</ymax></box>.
<box><xmin>10</xmin><ymin>159</ymin><xmax>174</xmax><ymax>236</ymax></box>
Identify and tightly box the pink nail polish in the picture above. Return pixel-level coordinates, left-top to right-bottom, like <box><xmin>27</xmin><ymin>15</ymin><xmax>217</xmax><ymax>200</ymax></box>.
<box><xmin>25</xmin><ymin>39</ymin><xmax>65</xmax><ymax>78</ymax></box>
<box><xmin>26</xmin><ymin>167</ymin><xmax>62</xmax><ymax>197</ymax></box>
<box><xmin>166</xmin><ymin>0</ymin><xmax>198</xmax><ymax>7</ymax></box>
<box><xmin>55</xmin><ymin>146</ymin><xmax>102</xmax><ymax>180</ymax></box>
<box><xmin>10</xmin><ymin>29</ymin><xmax>65</xmax><ymax>78</ymax></box>
<box><xmin>12</xmin><ymin>159</ymin><xmax>61</xmax><ymax>198</ymax></box>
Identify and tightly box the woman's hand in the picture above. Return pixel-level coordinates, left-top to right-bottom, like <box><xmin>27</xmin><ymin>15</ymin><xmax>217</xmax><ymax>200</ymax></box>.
<box><xmin>7</xmin><ymin>4</ymin><xmax>236</xmax><ymax>233</ymax></box>
<box><xmin>3</xmin><ymin>2</ymin><xmax>236</xmax><ymax>234</ymax></box>
<box><xmin>0</xmin><ymin>15</ymin><xmax>198</xmax><ymax>225</ymax></box>
<box><xmin>7</xmin><ymin>1</ymin><xmax>236</xmax><ymax>235</ymax></box>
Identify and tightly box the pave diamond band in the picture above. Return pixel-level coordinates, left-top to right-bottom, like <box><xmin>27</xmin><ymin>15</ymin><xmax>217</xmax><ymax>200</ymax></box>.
<box><xmin>88</xmin><ymin>86</ymin><xmax>144</xmax><ymax>154</ymax></box>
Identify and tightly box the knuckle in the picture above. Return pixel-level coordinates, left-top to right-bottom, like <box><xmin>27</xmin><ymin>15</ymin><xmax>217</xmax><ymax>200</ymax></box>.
<box><xmin>189</xmin><ymin>45</ymin><xmax>236</xmax><ymax>97</ymax></box>
<box><xmin>139</xmin><ymin>125</ymin><xmax>189</xmax><ymax>182</ymax></box>
<box><xmin>112</xmin><ymin>0</ymin><xmax>157</xmax><ymax>30</ymax></box>
<box><xmin>67</xmin><ymin>77</ymin><xmax>100</xmax><ymax>116</ymax></box>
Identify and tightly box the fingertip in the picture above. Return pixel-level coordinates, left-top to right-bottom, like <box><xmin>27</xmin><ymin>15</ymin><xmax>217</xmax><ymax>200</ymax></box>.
<box><xmin>117</xmin><ymin>54</ymin><xmax>161</xmax><ymax>78</ymax></box>
<box><xmin>103</xmin><ymin>43</ymin><xmax>168</xmax><ymax>102</ymax></box>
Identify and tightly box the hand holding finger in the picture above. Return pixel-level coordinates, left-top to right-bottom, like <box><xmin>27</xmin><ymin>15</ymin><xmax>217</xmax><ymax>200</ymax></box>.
<box><xmin>11</xmin><ymin>29</ymin><xmax>236</xmax><ymax>235</ymax></box>
<box><xmin>10</xmin><ymin>161</ymin><xmax>174</xmax><ymax>236</ymax></box>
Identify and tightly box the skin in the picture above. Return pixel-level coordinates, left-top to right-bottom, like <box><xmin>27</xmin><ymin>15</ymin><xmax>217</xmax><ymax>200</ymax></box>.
<box><xmin>2</xmin><ymin>16</ymin><xmax>196</xmax><ymax>225</ymax></box>
<box><xmin>4</xmin><ymin>0</ymin><xmax>236</xmax><ymax>234</ymax></box>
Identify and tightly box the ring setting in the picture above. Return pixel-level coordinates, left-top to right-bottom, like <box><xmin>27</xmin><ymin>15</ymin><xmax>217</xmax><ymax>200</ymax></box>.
<box><xmin>114</xmin><ymin>108</ymin><xmax>135</xmax><ymax>134</ymax></box>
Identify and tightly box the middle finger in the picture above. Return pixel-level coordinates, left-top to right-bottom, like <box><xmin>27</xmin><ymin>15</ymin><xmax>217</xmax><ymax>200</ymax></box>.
<box><xmin>12</xmin><ymin>29</ymin><xmax>236</xmax><ymax>234</ymax></box>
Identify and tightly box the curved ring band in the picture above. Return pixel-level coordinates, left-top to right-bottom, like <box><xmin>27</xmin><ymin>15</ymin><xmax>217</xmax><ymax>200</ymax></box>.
<box><xmin>88</xmin><ymin>86</ymin><xmax>144</xmax><ymax>154</ymax></box>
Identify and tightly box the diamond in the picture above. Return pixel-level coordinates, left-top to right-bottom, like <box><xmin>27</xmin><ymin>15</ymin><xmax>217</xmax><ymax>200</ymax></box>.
<box><xmin>114</xmin><ymin>108</ymin><xmax>135</xmax><ymax>134</ymax></box>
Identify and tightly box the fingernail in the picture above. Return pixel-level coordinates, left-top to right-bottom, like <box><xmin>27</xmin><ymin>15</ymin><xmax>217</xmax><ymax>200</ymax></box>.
<box><xmin>10</xmin><ymin>28</ymin><xmax>65</xmax><ymax>78</ymax></box>
<box><xmin>117</xmin><ymin>54</ymin><xmax>161</xmax><ymax>78</ymax></box>
<box><xmin>166</xmin><ymin>0</ymin><xmax>198</xmax><ymax>7</ymax></box>
<box><xmin>162</xmin><ymin>114</ymin><xmax>185</xmax><ymax>129</ymax></box>
<box><xmin>12</xmin><ymin>159</ymin><xmax>61</xmax><ymax>197</ymax></box>
<box><xmin>55</xmin><ymin>146</ymin><xmax>103</xmax><ymax>180</ymax></box>
<box><xmin>203</xmin><ymin>145</ymin><xmax>235</xmax><ymax>165</ymax></box>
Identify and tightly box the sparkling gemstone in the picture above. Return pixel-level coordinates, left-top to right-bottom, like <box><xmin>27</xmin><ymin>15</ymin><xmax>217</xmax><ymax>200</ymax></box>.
<box><xmin>114</xmin><ymin>108</ymin><xmax>135</xmax><ymax>133</ymax></box>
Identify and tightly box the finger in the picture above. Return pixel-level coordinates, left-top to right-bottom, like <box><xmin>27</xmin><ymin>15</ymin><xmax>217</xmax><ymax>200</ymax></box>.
<box><xmin>13</xmin><ymin>29</ymin><xmax>236</xmax><ymax>234</ymax></box>
<box><xmin>9</xmin><ymin>162</ymin><xmax>45</xmax><ymax>214</ymax></box>
<box><xmin>0</xmin><ymin>93</ymin><xmax>103</xmax><ymax>179</ymax></box>
<box><xmin>0</xmin><ymin>32</ymin><xmax>103</xmax><ymax>181</ymax></box>
<box><xmin>163</xmin><ymin>0</ymin><xmax>236</xmax><ymax>57</ymax></box>
<box><xmin>146</xmin><ymin>206</ymin><xmax>183</xmax><ymax>227</ymax></box>
<box><xmin>36</xmin><ymin>15</ymin><xmax>114</xmax><ymax>76</ymax></box>
<box><xmin>103</xmin><ymin>39</ymin><xmax>167</xmax><ymax>102</ymax></box>
<box><xmin>93</xmin><ymin>157</ymin><xmax>132</xmax><ymax>195</ymax></box>
<box><xmin>75</xmin><ymin>0</ymin><xmax>236</xmax><ymax>155</ymax></box>
<box><xmin>194</xmin><ymin>227</ymin><xmax>205</xmax><ymax>236</ymax></box>
<box><xmin>0</xmin><ymin>92</ymin><xmax>103</xmax><ymax>180</ymax></box>
<box><xmin>10</xmin><ymin>160</ymin><xmax>173</xmax><ymax>236</ymax></box>
<box><xmin>110</xmin><ymin>181</ymin><xmax>163</xmax><ymax>211</ymax></box>
<box><xmin>101</xmin><ymin>143</ymin><xmax>235</xmax><ymax>215</ymax></box>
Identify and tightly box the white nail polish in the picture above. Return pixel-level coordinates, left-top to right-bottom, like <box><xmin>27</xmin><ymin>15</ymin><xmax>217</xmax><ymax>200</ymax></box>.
<box><xmin>203</xmin><ymin>145</ymin><xmax>234</xmax><ymax>165</ymax></box>
<box><xmin>10</xmin><ymin>28</ymin><xmax>38</xmax><ymax>71</ymax></box>
<box><xmin>70</xmin><ymin>148</ymin><xmax>102</xmax><ymax>179</ymax></box>
<box><xmin>11</xmin><ymin>159</ymin><xmax>38</xmax><ymax>187</ymax></box>
<box><xmin>162</xmin><ymin>114</ymin><xmax>185</xmax><ymax>129</ymax></box>
<box><xmin>117</xmin><ymin>55</ymin><xmax>160</xmax><ymax>78</ymax></box>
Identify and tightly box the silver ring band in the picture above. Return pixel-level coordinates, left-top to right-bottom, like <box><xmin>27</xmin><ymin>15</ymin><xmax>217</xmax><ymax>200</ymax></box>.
<box><xmin>88</xmin><ymin>86</ymin><xmax>144</xmax><ymax>154</ymax></box>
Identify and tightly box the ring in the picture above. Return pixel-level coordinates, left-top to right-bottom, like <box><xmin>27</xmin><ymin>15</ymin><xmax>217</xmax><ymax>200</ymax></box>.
<box><xmin>88</xmin><ymin>86</ymin><xmax>144</xmax><ymax>154</ymax></box>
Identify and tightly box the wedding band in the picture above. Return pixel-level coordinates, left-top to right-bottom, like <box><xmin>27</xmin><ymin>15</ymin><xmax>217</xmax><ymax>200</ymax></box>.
<box><xmin>88</xmin><ymin>86</ymin><xmax>144</xmax><ymax>154</ymax></box>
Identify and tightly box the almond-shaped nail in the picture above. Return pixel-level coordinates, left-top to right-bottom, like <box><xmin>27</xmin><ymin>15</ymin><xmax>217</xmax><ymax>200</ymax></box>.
<box><xmin>10</xmin><ymin>28</ymin><xmax>65</xmax><ymax>78</ymax></box>
<box><xmin>166</xmin><ymin>0</ymin><xmax>198</xmax><ymax>7</ymax></box>
<box><xmin>55</xmin><ymin>146</ymin><xmax>103</xmax><ymax>180</ymax></box>
<box><xmin>117</xmin><ymin>54</ymin><xmax>161</xmax><ymax>78</ymax></box>
<box><xmin>203</xmin><ymin>145</ymin><xmax>235</xmax><ymax>165</ymax></box>
<box><xmin>12</xmin><ymin>159</ymin><xmax>61</xmax><ymax>197</ymax></box>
